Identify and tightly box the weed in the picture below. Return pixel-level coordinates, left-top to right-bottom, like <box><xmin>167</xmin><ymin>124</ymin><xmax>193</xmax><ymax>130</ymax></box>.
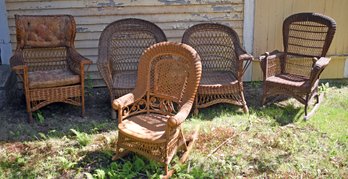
<box><xmin>34</xmin><ymin>110</ymin><xmax>45</xmax><ymax>123</ymax></box>
<box><xmin>70</xmin><ymin>129</ymin><xmax>91</xmax><ymax>147</ymax></box>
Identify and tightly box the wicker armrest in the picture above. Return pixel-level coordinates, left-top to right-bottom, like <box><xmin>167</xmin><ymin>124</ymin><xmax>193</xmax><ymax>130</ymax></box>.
<box><xmin>112</xmin><ymin>92</ymin><xmax>143</xmax><ymax>110</ymax></box>
<box><xmin>10</xmin><ymin>51</ymin><xmax>24</xmax><ymax>68</ymax></box>
<box><xmin>239</xmin><ymin>53</ymin><xmax>253</xmax><ymax>61</ymax></box>
<box><xmin>258</xmin><ymin>50</ymin><xmax>285</xmax><ymax>61</ymax></box>
<box><xmin>67</xmin><ymin>48</ymin><xmax>92</xmax><ymax>75</ymax></box>
<box><xmin>168</xmin><ymin>102</ymin><xmax>193</xmax><ymax>127</ymax></box>
<box><xmin>310</xmin><ymin>57</ymin><xmax>331</xmax><ymax>84</ymax></box>
<box><xmin>259</xmin><ymin>50</ymin><xmax>285</xmax><ymax>78</ymax></box>
<box><xmin>97</xmin><ymin>60</ymin><xmax>113</xmax><ymax>96</ymax></box>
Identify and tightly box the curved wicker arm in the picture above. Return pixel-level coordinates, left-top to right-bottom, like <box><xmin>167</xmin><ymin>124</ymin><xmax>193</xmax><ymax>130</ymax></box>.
<box><xmin>112</xmin><ymin>91</ymin><xmax>145</xmax><ymax>123</ymax></box>
<box><xmin>10</xmin><ymin>51</ymin><xmax>24</xmax><ymax>68</ymax></box>
<box><xmin>259</xmin><ymin>50</ymin><xmax>285</xmax><ymax>79</ymax></box>
<box><xmin>67</xmin><ymin>48</ymin><xmax>92</xmax><ymax>75</ymax></box>
<box><xmin>309</xmin><ymin>57</ymin><xmax>331</xmax><ymax>87</ymax></box>
<box><xmin>167</xmin><ymin>102</ymin><xmax>193</xmax><ymax>128</ymax></box>
<box><xmin>97</xmin><ymin>60</ymin><xmax>114</xmax><ymax>99</ymax></box>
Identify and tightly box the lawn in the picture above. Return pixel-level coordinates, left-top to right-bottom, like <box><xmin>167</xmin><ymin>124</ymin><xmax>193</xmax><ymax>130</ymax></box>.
<box><xmin>0</xmin><ymin>80</ymin><xmax>347</xmax><ymax>178</ymax></box>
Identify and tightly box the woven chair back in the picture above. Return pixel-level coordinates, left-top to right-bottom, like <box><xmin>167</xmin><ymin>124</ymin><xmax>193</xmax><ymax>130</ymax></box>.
<box><xmin>283</xmin><ymin>12</ymin><xmax>336</xmax><ymax>57</ymax></box>
<box><xmin>98</xmin><ymin>18</ymin><xmax>167</xmax><ymax>74</ymax></box>
<box><xmin>15</xmin><ymin>15</ymin><xmax>76</xmax><ymax>72</ymax></box>
<box><xmin>282</xmin><ymin>13</ymin><xmax>336</xmax><ymax>76</ymax></box>
<box><xmin>182</xmin><ymin>23</ymin><xmax>241</xmax><ymax>77</ymax></box>
<box><xmin>135</xmin><ymin>42</ymin><xmax>201</xmax><ymax>115</ymax></box>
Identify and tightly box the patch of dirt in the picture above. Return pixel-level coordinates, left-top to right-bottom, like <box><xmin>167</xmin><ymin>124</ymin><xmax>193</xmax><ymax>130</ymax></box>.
<box><xmin>0</xmin><ymin>87</ymin><xmax>114</xmax><ymax>141</ymax></box>
<box><xmin>0</xmin><ymin>83</ymin><xmax>264</xmax><ymax>142</ymax></box>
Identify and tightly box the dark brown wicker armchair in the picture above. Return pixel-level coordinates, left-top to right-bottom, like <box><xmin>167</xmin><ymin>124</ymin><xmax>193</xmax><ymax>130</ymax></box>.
<box><xmin>97</xmin><ymin>18</ymin><xmax>167</xmax><ymax>119</ymax></box>
<box><xmin>112</xmin><ymin>42</ymin><xmax>202</xmax><ymax>176</ymax></box>
<box><xmin>259</xmin><ymin>13</ymin><xmax>336</xmax><ymax>120</ymax></box>
<box><xmin>182</xmin><ymin>23</ymin><xmax>252</xmax><ymax>114</ymax></box>
<box><xmin>10</xmin><ymin>15</ymin><xmax>92</xmax><ymax>122</ymax></box>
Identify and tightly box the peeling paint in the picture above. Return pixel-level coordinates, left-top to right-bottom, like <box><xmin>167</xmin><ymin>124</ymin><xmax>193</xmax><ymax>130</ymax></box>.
<box><xmin>158</xmin><ymin>0</ymin><xmax>191</xmax><ymax>5</ymax></box>
<box><xmin>97</xmin><ymin>0</ymin><xmax>124</xmax><ymax>7</ymax></box>
<box><xmin>76</xmin><ymin>27</ymin><xmax>89</xmax><ymax>32</ymax></box>
<box><xmin>212</xmin><ymin>5</ymin><xmax>233</xmax><ymax>12</ymax></box>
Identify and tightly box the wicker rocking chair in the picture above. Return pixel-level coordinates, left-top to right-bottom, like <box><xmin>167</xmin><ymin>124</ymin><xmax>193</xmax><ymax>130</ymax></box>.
<box><xmin>10</xmin><ymin>15</ymin><xmax>92</xmax><ymax>122</ymax></box>
<box><xmin>112</xmin><ymin>42</ymin><xmax>202</xmax><ymax>177</ymax></box>
<box><xmin>182</xmin><ymin>23</ymin><xmax>252</xmax><ymax>114</ymax></box>
<box><xmin>259</xmin><ymin>13</ymin><xmax>336</xmax><ymax>120</ymax></box>
<box><xmin>97</xmin><ymin>18</ymin><xmax>167</xmax><ymax>119</ymax></box>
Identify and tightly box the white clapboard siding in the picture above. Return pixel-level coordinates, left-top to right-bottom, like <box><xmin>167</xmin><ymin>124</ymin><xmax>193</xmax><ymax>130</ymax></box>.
<box><xmin>6</xmin><ymin>0</ymin><xmax>245</xmax><ymax>87</ymax></box>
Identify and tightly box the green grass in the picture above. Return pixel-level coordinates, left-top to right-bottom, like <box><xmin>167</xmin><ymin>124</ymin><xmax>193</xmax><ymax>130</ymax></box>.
<box><xmin>0</xmin><ymin>80</ymin><xmax>347</xmax><ymax>178</ymax></box>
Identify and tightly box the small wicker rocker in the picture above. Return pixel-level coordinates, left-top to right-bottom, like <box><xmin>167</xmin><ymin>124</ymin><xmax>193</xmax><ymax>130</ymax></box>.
<box><xmin>97</xmin><ymin>18</ymin><xmax>167</xmax><ymax>120</ymax></box>
<box><xmin>182</xmin><ymin>23</ymin><xmax>252</xmax><ymax>114</ymax></box>
<box><xmin>259</xmin><ymin>13</ymin><xmax>336</xmax><ymax>120</ymax></box>
<box><xmin>10</xmin><ymin>15</ymin><xmax>92</xmax><ymax>122</ymax></box>
<box><xmin>112</xmin><ymin>42</ymin><xmax>202</xmax><ymax>177</ymax></box>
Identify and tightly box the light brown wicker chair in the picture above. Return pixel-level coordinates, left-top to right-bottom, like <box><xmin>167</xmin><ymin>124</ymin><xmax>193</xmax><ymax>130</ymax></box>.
<box><xmin>97</xmin><ymin>18</ymin><xmax>167</xmax><ymax>119</ymax></box>
<box><xmin>10</xmin><ymin>15</ymin><xmax>92</xmax><ymax>122</ymax></box>
<box><xmin>112</xmin><ymin>42</ymin><xmax>202</xmax><ymax>176</ymax></box>
<box><xmin>259</xmin><ymin>13</ymin><xmax>336</xmax><ymax>120</ymax></box>
<box><xmin>182</xmin><ymin>23</ymin><xmax>252</xmax><ymax>114</ymax></box>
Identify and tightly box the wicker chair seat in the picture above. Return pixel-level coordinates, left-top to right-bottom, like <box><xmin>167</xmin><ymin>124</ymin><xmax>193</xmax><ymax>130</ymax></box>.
<box><xmin>118</xmin><ymin>113</ymin><xmax>171</xmax><ymax>143</ymax></box>
<box><xmin>112</xmin><ymin>71</ymin><xmax>137</xmax><ymax>89</ymax></box>
<box><xmin>28</xmin><ymin>69</ymin><xmax>80</xmax><ymax>89</ymax></box>
<box><xmin>200</xmin><ymin>71</ymin><xmax>237</xmax><ymax>86</ymax></box>
<box><xmin>266</xmin><ymin>73</ymin><xmax>310</xmax><ymax>89</ymax></box>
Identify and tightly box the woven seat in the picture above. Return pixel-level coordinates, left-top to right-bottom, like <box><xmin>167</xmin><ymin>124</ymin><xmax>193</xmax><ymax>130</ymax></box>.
<box><xmin>266</xmin><ymin>73</ymin><xmax>310</xmax><ymax>89</ymax></box>
<box><xmin>97</xmin><ymin>18</ymin><xmax>167</xmax><ymax>119</ymax></box>
<box><xmin>112</xmin><ymin>42</ymin><xmax>202</xmax><ymax>176</ymax></box>
<box><xmin>118</xmin><ymin>113</ymin><xmax>169</xmax><ymax>142</ymax></box>
<box><xmin>10</xmin><ymin>15</ymin><xmax>92</xmax><ymax>122</ymax></box>
<box><xmin>259</xmin><ymin>13</ymin><xmax>336</xmax><ymax>120</ymax></box>
<box><xmin>29</xmin><ymin>69</ymin><xmax>80</xmax><ymax>88</ymax></box>
<box><xmin>182</xmin><ymin>23</ymin><xmax>252</xmax><ymax>113</ymax></box>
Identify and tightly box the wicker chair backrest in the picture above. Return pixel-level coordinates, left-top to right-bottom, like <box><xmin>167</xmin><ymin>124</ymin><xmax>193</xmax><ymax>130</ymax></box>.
<box><xmin>15</xmin><ymin>15</ymin><xmax>76</xmax><ymax>72</ymax></box>
<box><xmin>283</xmin><ymin>12</ymin><xmax>336</xmax><ymax>58</ymax></box>
<box><xmin>182</xmin><ymin>23</ymin><xmax>242</xmax><ymax>76</ymax></box>
<box><xmin>134</xmin><ymin>42</ymin><xmax>201</xmax><ymax>115</ymax></box>
<box><xmin>98</xmin><ymin>18</ymin><xmax>167</xmax><ymax>74</ymax></box>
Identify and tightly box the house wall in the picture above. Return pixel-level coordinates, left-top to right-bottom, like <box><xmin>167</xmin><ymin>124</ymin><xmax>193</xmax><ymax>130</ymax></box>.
<box><xmin>252</xmin><ymin>0</ymin><xmax>348</xmax><ymax>80</ymax></box>
<box><xmin>5</xmin><ymin>0</ymin><xmax>246</xmax><ymax>86</ymax></box>
<box><xmin>0</xmin><ymin>0</ymin><xmax>11</xmax><ymax>64</ymax></box>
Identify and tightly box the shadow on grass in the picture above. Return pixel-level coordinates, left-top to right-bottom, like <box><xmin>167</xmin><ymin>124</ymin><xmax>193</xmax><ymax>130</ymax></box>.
<box><xmin>190</xmin><ymin>104</ymin><xmax>244</xmax><ymax>121</ymax></box>
<box><xmin>255</xmin><ymin>103</ymin><xmax>303</xmax><ymax>126</ymax></box>
<box><xmin>76</xmin><ymin>150</ymin><xmax>114</xmax><ymax>172</ymax></box>
<box><xmin>0</xmin><ymin>88</ymin><xmax>117</xmax><ymax>142</ymax></box>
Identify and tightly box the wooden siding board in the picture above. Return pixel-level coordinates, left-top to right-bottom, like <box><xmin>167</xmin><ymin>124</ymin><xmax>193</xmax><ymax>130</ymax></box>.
<box><xmin>6</xmin><ymin>0</ymin><xmax>245</xmax><ymax>83</ymax></box>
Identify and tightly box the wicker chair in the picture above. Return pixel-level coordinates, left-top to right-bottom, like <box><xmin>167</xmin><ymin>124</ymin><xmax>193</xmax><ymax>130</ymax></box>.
<box><xmin>182</xmin><ymin>23</ymin><xmax>252</xmax><ymax>114</ymax></box>
<box><xmin>10</xmin><ymin>15</ymin><xmax>92</xmax><ymax>122</ymax></box>
<box><xmin>259</xmin><ymin>13</ymin><xmax>336</xmax><ymax>120</ymax></box>
<box><xmin>112</xmin><ymin>42</ymin><xmax>202</xmax><ymax>176</ymax></box>
<box><xmin>97</xmin><ymin>18</ymin><xmax>167</xmax><ymax>119</ymax></box>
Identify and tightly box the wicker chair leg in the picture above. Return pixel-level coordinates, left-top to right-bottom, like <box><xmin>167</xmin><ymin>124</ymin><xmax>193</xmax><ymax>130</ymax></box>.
<box><xmin>81</xmin><ymin>96</ymin><xmax>85</xmax><ymax>117</ymax></box>
<box><xmin>112</xmin><ymin>146</ymin><xmax>129</xmax><ymax>160</ymax></box>
<box><xmin>242</xmin><ymin>104</ymin><xmax>249</xmax><ymax>113</ymax></box>
<box><xmin>261</xmin><ymin>93</ymin><xmax>267</xmax><ymax>106</ymax></box>
<box><xmin>194</xmin><ymin>95</ymin><xmax>199</xmax><ymax>115</ymax></box>
<box><xmin>28</xmin><ymin>112</ymin><xmax>33</xmax><ymax>123</ymax></box>
<box><xmin>111</xmin><ymin>109</ymin><xmax>117</xmax><ymax>120</ymax></box>
<box><xmin>304</xmin><ymin>93</ymin><xmax>323</xmax><ymax>121</ymax></box>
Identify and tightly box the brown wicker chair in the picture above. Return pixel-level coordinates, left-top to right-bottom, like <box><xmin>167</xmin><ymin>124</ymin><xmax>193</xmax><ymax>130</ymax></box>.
<box><xmin>182</xmin><ymin>23</ymin><xmax>252</xmax><ymax>114</ymax></box>
<box><xmin>10</xmin><ymin>15</ymin><xmax>92</xmax><ymax>122</ymax></box>
<box><xmin>259</xmin><ymin>13</ymin><xmax>336</xmax><ymax>120</ymax></box>
<box><xmin>112</xmin><ymin>42</ymin><xmax>202</xmax><ymax>176</ymax></box>
<box><xmin>97</xmin><ymin>18</ymin><xmax>167</xmax><ymax>119</ymax></box>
